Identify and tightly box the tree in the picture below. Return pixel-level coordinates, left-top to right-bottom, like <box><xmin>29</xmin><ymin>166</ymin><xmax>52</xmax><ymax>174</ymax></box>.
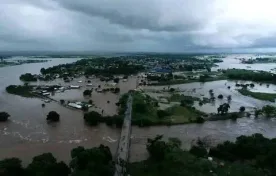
<box><xmin>146</xmin><ymin>135</ymin><xmax>168</xmax><ymax>160</ymax></box>
<box><xmin>84</xmin><ymin>111</ymin><xmax>102</xmax><ymax>126</ymax></box>
<box><xmin>27</xmin><ymin>153</ymin><xmax>70</xmax><ymax>176</ymax></box>
<box><xmin>60</xmin><ymin>99</ymin><xmax>65</xmax><ymax>105</ymax></box>
<box><xmin>169</xmin><ymin>88</ymin><xmax>175</xmax><ymax>92</ymax></box>
<box><xmin>227</xmin><ymin>95</ymin><xmax>232</xmax><ymax>101</ymax></box>
<box><xmin>239</xmin><ymin>106</ymin><xmax>245</xmax><ymax>112</ymax></box>
<box><xmin>83</xmin><ymin>90</ymin><xmax>92</xmax><ymax>96</ymax></box>
<box><xmin>262</xmin><ymin>105</ymin><xmax>276</xmax><ymax>117</ymax></box>
<box><xmin>114</xmin><ymin>78</ymin><xmax>120</xmax><ymax>83</ymax></box>
<box><xmin>20</xmin><ymin>73</ymin><xmax>37</xmax><ymax>82</ymax></box>
<box><xmin>218</xmin><ymin>94</ymin><xmax>223</xmax><ymax>99</ymax></box>
<box><xmin>0</xmin><ymin>158</ymin><xmax>24</xmax><ymax>176</ymax></box>
<box><xmin>199</xmin><ymin>74</ymin><xmax>209</xmax><ymax>82</ymax></box>
<box><xmin>81</xmin><ymin>105</ymin><xmax>89</xmax><ymax>112</ymax></box>
<box><xmin>70</xmin><ymin>145</ymin><xmax>114</xmax><ymax>176</ymax></box>
<box><xmin>114</xmin><ymin>116</ymin><xmax>124</xmax><ymax>128</ymax></box>
<box><xmin>71</xmin><ymin>146</ymin><xmax>85</xmax><ymax>159</ymax></box>
<box><xmin>46</xmin><ymin>111</ymin><xmax>60</xmax><ymax>122</ymax></box>
<box><xmin>254</xmin><ymin>109</ymin><xmax>262</xmax><ymax>117</ymax></box>
<box><xmin>189</xmin><ymin>146</ymin><xmax>207</xmax><ymax>157</ymax></box>
<box><xmin>217</xmin><ymin>103</ymin><xmax>230</xmax><ymax>114</ymax></box>
<box><xmin>114</xmin><ymin>87</ymin><xmax>120</xmax><ymax>93</ymax></box>
<box><xmin>230</xmin><ymin>112</ymin><xmax>239</xmax><ymax>120</ymax></box>
<box><xmin>157</xmin><ymin>110</ymin><xmax>170</xmax><ymax>119</ymax></box>
<box><xmin>0</xmin><ymin>112</ymin><xmax>10</xmax><ymax>122</ymax></box>
<box><xmin>40</xmin><ymin>68</ymin><xmax>46</xmax><ymax>75</ymax></box>
<box><xmin>195</xmin><ymin>116</ymin><xmax>205</xmax><ymax>123</ymax></box>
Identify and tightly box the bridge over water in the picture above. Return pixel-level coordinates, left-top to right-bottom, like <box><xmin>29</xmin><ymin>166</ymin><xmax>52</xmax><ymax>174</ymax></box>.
<box><xmin>114</xmin><ymin>94</ymin><xmax>133</xmax><ymax>176</ymax></box>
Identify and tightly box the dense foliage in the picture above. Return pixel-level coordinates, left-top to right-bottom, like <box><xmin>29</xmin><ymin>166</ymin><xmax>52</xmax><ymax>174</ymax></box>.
<box><xmin>224</xmin><ymin>69</ymin><xmax>276</xmax><ymax>83</ymax></box>
<box><xmin>209</xmin><ymin>133</ymin><xmax>276</xmax><ymax>175</ymax></box>
<box><xmin>83</xmin><ymin>111</ymin><xmax>124</xmax><ymax>127</ymax></box>
<box><xmin>0</xmin><ymin>145</ymin><xmax>114</xmax><ymax>176</ymax></box>
<box><xmin>83</xmin><ymin>89</ymin><xmax>92</xmax><ymax>96</ymax></box>
<box><xmin>6</xmin><ymin>85</ymin><xmax>34</xmax><ymax>97</ymax></box>
<box><xmin>0</xmin><ymin>112</ymin><xmax>10</xmax><ymax>122</ymax></box>
<box><xmin>129</xmin><ymin>135</ymin><xmax>265</xmax><ymax>176</ymax></box>
<box><xmin>46</xmin><ymin>111</ymin><xmax>60</xmax><ymax>122</ymax></box>
<box><xmin>40</xmin><ymin>58</ymin><xmax>144</xmax><ymax>78</ymax></box>
<box><xmin>19</xmin><ymin>73</ymin><xmax>37</xmax><ymax>82</ymax></box>
<box><xmin>84</xmin><ymin>111</ymin><xmax>102</xmax><ymax>126</ymax></box>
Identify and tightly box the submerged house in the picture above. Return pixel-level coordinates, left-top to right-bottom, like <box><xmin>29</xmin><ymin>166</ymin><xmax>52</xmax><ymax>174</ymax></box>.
<box><xmin>70</xmin><ymin>85</ymin><xmax>80</xmax><ymax>89</ymax></box>
<box><xmin>68</xmin><ymin>103</ymin><xmax>82</xmax><ymax>109</ymax></box>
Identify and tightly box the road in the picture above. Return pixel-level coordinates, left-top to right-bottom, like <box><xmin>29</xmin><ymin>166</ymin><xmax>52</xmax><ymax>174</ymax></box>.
<box><xmin>114</xmin><ymin>94</ymin><xmax>133</xmax><ymax>176</ymax></box>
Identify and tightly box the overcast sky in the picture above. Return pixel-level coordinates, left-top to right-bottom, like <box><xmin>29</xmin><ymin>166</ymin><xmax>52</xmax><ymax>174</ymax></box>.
<box><xmin>1</xmin><ymin>0</ymin><xmax>276</xmax><ymax>53</ymax></box>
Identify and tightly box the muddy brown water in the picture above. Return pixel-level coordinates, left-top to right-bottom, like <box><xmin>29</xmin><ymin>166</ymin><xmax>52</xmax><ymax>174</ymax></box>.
<box><xmin>1</xmin><ymin>57</ymin><xmax>276</xmax><ymax>165</ymax></box>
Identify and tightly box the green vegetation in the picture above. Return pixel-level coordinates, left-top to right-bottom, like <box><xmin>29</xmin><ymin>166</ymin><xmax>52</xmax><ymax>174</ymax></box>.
<box><xmin>119</xmin><ymin>92</ymin><xmax>207</xmax><ymax>126</ymax></box>
<box><xmin>83</xmin><ymin>89</ymin><xmax>92</xmax><ymax>96</ymax></box>
<box><xmin>169</xmin><ymin>94</ymin><xmax>200</xmax><ymax>103</ymax></box>
<box><xmin>209</xmin><ymin>112</ymin><xmax>242</xmax><ymax>121</ymax></box>
<box><xmin>209</xmin><ymin>133</ymin><xmax>276</xmax><ymax>175</ymax></box>
<box><xmin>0</xmin><ymin>112</ymin><xmax>10</xmax><ymax>122</ymax></box>
<box><xmin>84</xmin><ymin>111</ymin><xmax>124</xmax><ymax>128</ymax></box>
<box><xmin>238</xmin><ymin>88</ymin><xmax>276</xmax><ymax>102</ymax></box>
<box><xmin>224</xmin><ymin>69</ymin><xmax>276</xmax><ymax>83</ymax></box>
<box><xmin>6</xmin><ymin>85</ymin><xmax>35</xmax><ymax>97</ymax></box>
<box><xmin>129</xmin><ymin>135</ymin><xmax>265</xmax><ymax>176</ymax></box>
<box><xmin>40</xmin><ymin>58</ymin><xmax>144</xmax><ymax>78</ymax></box>
<box><xmin>239</xmin><ymin>106</ymin><xmax>245</xmax><ymax>112</ymax></box>
<box><xmin>20</xmin><ymin>73</ymin><xmax>37</xmax><ymax>82</ymax></box>
<box><xmin>84</xmin><ymin>111</ymin><xmax>102</xmax><ymax>126</ymax></box>
<box><xmin>166</xmin><ymin>106</ymin><xmax>205</xmax><ymax>124</ymax></box>
<box><xmin>46</xmin><ymin>111</ymin><xmax>60</xmax><ymax>122</ymax></box>
<box><xmin>0</xmin><ymin>59</ymin><xmax>48</xmax><ymax>68</ymax></box>
<box><xmin>0</xmin><ymin>145</ymin><xmax>114</xmax><ymax>176</ymax></box>
<box><xmin>261</xmin><ymin>105</ymin><xmax>276</xmax><ymax>117</ymax></box>
<box><xmin>150</xmin><ymin>76</ymin><xmax>226</xmax><ymax>86</ymax></box>
<box><xmin>217</xmin><ymin>103</ymin><xmax>230</xmax><ymax>114</ymax></box>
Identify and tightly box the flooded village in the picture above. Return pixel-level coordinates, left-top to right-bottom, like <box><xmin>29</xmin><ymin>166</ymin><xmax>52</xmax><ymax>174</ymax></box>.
<box><xmin>1</xmin><ymin>54</ymin><xmax>276</xmax><ymax>165</ymax></box>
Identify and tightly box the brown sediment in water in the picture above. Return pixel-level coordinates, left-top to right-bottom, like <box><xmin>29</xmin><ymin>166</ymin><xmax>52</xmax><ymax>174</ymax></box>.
<box><xmin>1</xmin><ymin>57</ymin><xmax>276</xmax><ymax>164</ymax></box>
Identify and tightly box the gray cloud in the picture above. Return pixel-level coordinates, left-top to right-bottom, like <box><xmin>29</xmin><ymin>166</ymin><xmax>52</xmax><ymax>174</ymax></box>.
<box><xmin>1</xmin><ymin>0</ymin><xmax>276</xmax><ymax>52</ymax></box>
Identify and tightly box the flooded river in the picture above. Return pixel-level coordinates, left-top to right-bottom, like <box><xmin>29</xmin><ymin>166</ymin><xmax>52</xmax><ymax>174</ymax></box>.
<box><xmin>1</xmin><ymin>56</ymin><xmax>276</xmax><ymax>164</ymax></box>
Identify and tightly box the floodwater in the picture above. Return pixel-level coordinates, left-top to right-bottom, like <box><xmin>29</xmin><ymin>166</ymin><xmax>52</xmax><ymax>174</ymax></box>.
<box><xmin>0</xmin><ymin>58</ymin><xmax>121</xmax><ymax>165</ymax></box>
<box><xmin>1</xmin><ymin>55</ymin><xmax>276</xmax><ymax>164</ymax></box>
<box><xmin>146</xmin><ymin>80</ymin><xmax>276</xmax><ymax>113</ymax></box>
<box><xmin>130</xmin><ymin>117</ymin><xmax>276</xmax><ymax>161</ymax></box>
<box><xmin>214</xmin><ymin>54</ymin><xmax>276</xmax><ymax>73</ymax></box>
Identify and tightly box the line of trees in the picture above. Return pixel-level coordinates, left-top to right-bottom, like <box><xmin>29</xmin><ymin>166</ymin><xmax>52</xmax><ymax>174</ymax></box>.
<box><xmin>129</xmin><ymin>135</ymin><xmax>266</xmax><ymax>176</ymax></box>
<box><xmin>83</xmin><ymin>111</ymin><xmax>124</xmax><ymax>128</ymax></box>
<box><xmin>19</xmin><ymin>73</ymin><xmax>37</xmax><ymax>82</ymax></box>
<box><xmin>0</xmin><ymin>145</ymin><xmax>114</xmax><ymax>176</ymax></box>
<box><xmin>224</xmin><ymin>69</ymin><xmax>276</xmax><ymax>83</ymax></box>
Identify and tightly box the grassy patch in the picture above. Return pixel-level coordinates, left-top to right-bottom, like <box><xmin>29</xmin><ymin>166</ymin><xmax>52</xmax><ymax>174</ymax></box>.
<box><xmin>126</xmin><ymin>92</ymin><xmax>206</xmax><ymax>126</ymax></box>
<box><xmin>238</xmin><ymin>88</ymin><xmax>276</xmax><ymax>102</ymax></box>
<box><xmin>167</xmin><ymin>106</ymin><xmax>204</xmax><ymax>123</ymax></box>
